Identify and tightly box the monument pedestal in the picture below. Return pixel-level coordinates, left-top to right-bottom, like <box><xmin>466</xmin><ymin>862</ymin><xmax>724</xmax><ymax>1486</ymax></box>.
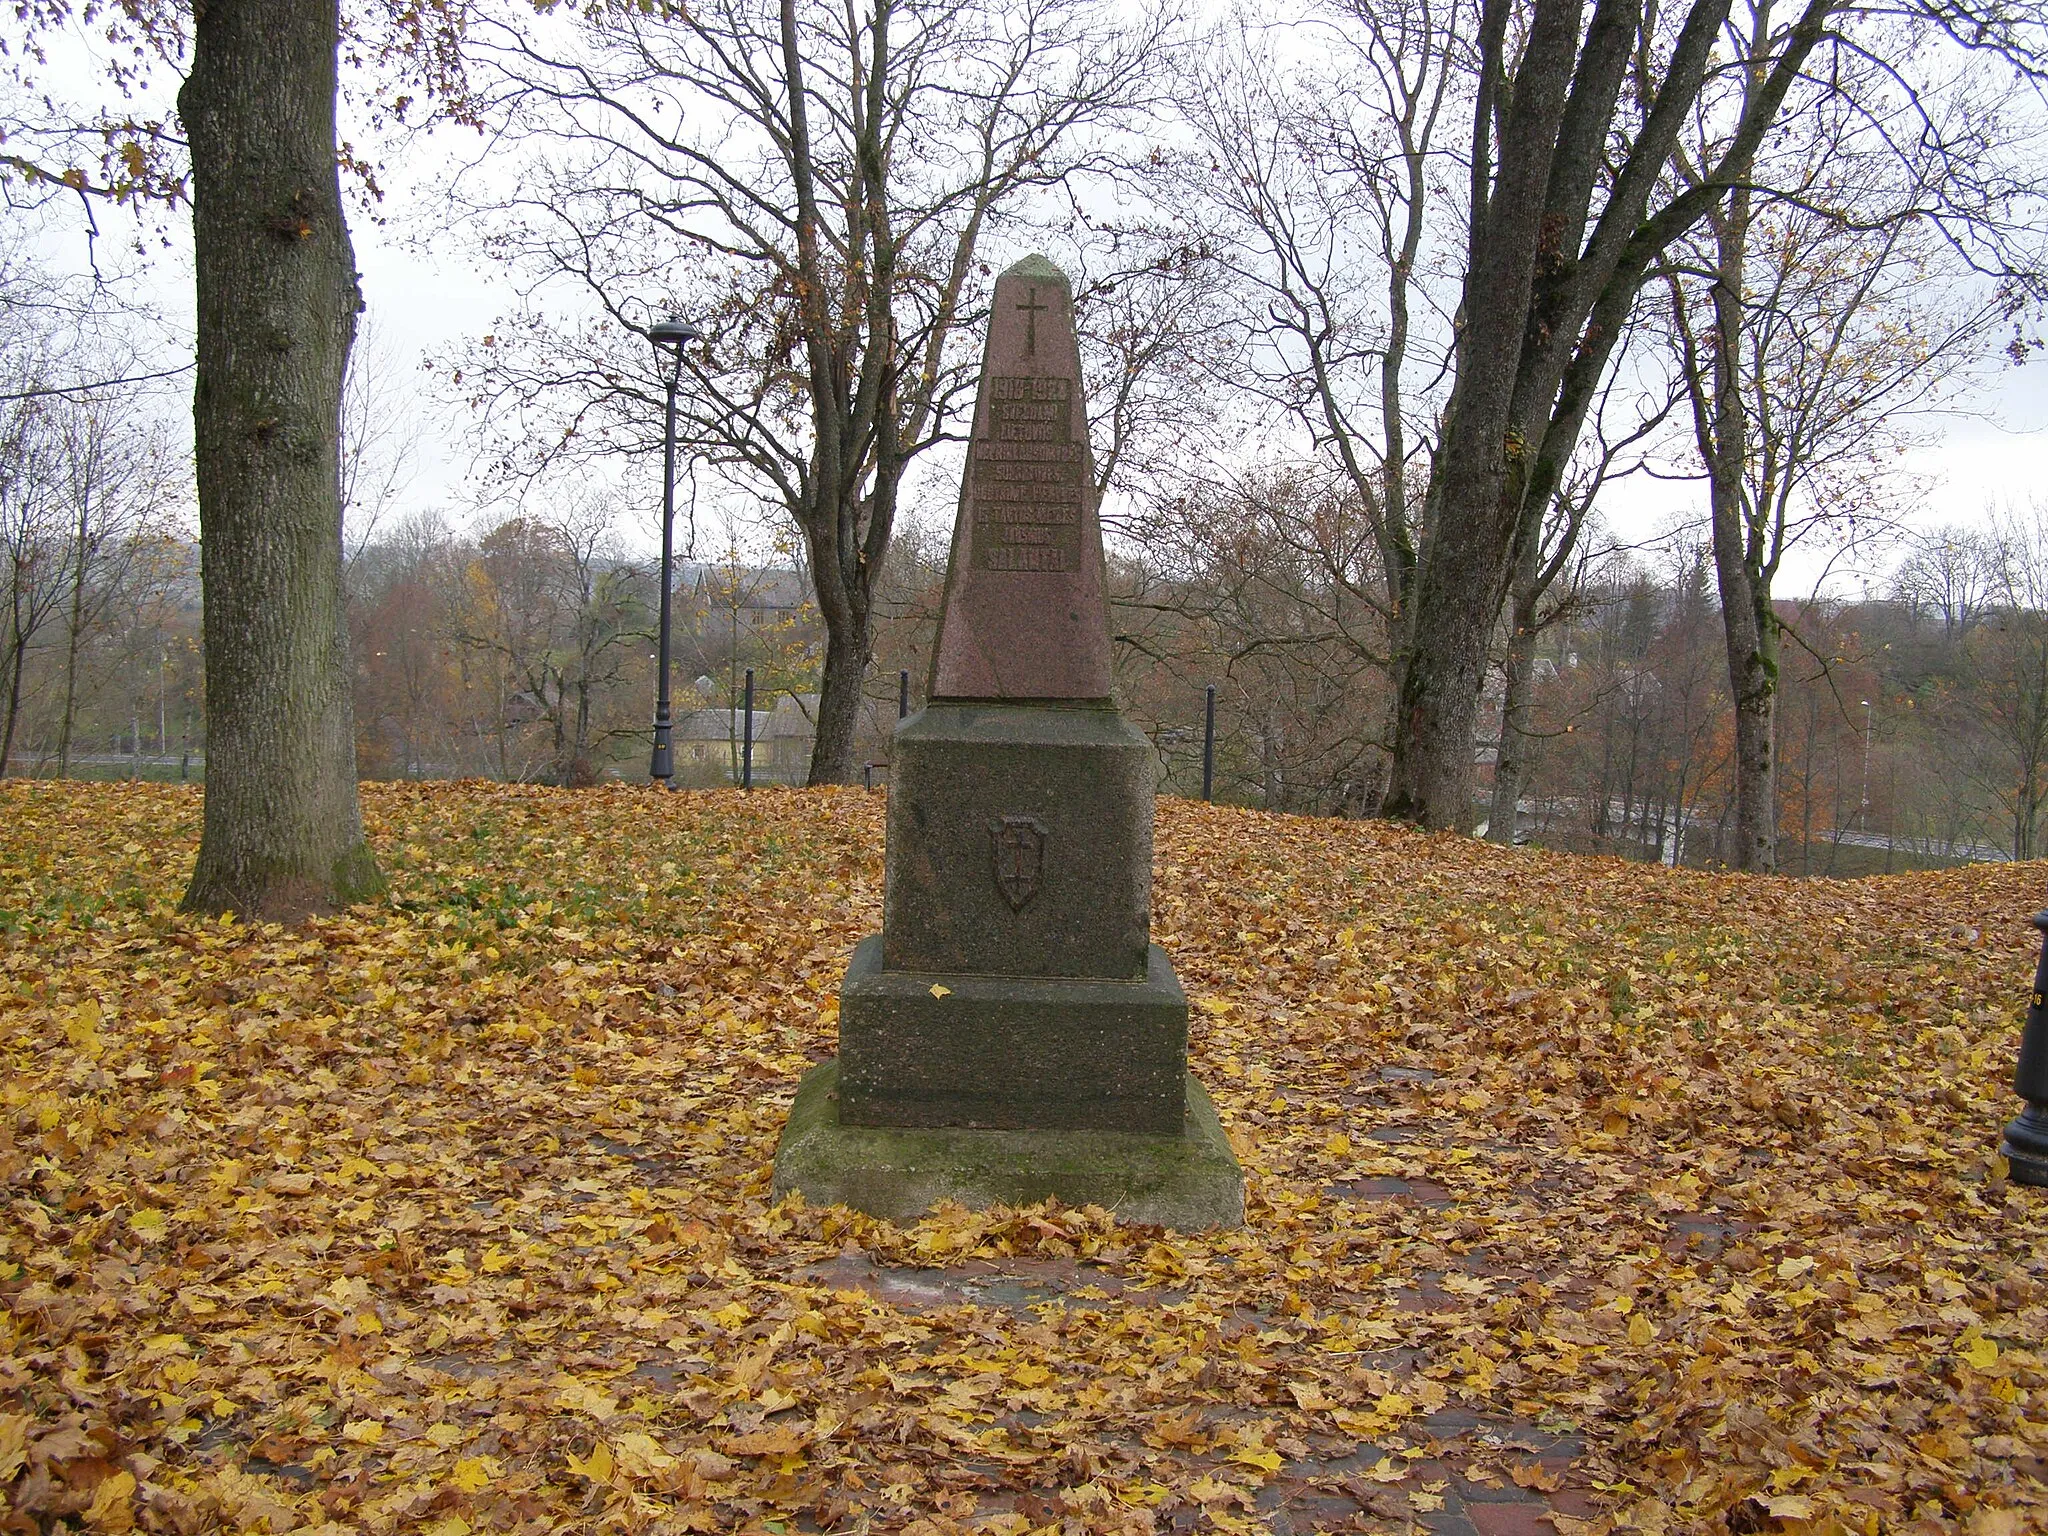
<box><xmin>773</xmin><ymin>1061</ymin><xmax>1245</xmax><ymax>1229</ymax></box>
<box><xmin>880</xmin><ymin>703</ymin><xmax>1152</xmax><ymax>981</ymax></box>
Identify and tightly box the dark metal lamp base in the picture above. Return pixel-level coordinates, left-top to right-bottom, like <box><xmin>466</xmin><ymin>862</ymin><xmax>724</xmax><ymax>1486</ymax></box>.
<box><xmin>2001</xmin><ymin>1104</ymin><xmax>2048</xmax><ymax>1187</ymax></box>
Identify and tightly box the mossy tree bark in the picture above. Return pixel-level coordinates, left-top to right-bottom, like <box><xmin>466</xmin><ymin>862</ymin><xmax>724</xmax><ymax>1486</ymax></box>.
<box><xmin>1379</xmin><ymin>0</ymin><xmax>1830</xmax><ymax>830</ymax></box>
<box><xmin>178</xmin><ymin>0</ymin><xmax>382</xmax><ymax>921</ymax></box>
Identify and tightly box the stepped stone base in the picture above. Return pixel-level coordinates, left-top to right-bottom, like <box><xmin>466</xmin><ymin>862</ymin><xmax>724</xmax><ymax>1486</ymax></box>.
<box><xmin>837</xmin><ymin>934</ymin><xmax>1187</xmax><ymax>1132</ymax></box>
<box><xmin>771</xmin><ymin>1060</ymin><xmax>1245</xmax><ymax>1230</ymax></box>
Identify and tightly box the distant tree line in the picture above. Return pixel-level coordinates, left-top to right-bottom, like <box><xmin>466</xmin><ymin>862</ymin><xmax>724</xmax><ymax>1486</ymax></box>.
<box><xmin>13</xmin><ymin>361</ymin><xmax>2048</xmax><ymax>872</ymax></box>
<box><xmin>342</xmin><ymin>498</ymin><xmax>2048</xmax><ymax>871</ymax></box>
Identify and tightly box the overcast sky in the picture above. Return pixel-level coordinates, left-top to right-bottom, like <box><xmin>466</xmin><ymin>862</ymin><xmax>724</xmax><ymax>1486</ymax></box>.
<box><xmin>22</xmin><ymin>17</ymin><xmax>2048</xmax><ymax>598</ymax></box>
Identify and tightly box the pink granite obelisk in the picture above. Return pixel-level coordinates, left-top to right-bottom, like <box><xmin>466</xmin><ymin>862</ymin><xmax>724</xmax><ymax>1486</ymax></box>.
<box><xmin>928</xmin><ymin>254</ymin><xmax>1114</xmax><ymax>702</ymax></box>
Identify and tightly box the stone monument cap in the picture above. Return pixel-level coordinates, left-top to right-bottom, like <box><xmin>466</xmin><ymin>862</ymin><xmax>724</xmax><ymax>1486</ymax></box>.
<box><xmin>928</xmin><ymin>254</ymin><xmax>1113</xmax><ymax>702</ymax></box>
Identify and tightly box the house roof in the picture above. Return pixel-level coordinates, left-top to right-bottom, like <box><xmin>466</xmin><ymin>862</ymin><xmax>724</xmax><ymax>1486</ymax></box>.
<box><xmin>683</xmin><ymin>565</ymin><xmax>812</xmax><ymax>613</ymax></box>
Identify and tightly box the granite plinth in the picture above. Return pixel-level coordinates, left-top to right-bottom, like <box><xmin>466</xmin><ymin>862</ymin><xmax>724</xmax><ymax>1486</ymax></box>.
<box><xmin>838</xmin><ymin>934</ymin><xmax>1187</xmax><ymax>1132</ymax></box>
<box><xmin>883</xmin><ymin>702</ymin><xmax>1151</xmax><ymax>981</ymax></box>
<box><xmin>772</xmin><ymin>1059</ymin><xmax>1245</xmax><ymax>1230</ymax></box>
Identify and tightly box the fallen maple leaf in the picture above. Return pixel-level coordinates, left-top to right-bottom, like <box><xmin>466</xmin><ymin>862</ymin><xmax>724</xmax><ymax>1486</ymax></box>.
<box><xmin>565</xmin><ymin>1439</ymin><xmax>614</xmax><ymax>1484</ymax></box>
<box><xmin>1187</xmin><ymin>1474</ymin><xmax>1254</xmax><ymax>1509</ymax></box>
<box><xmin>450</xmin><ymin>1455</ymin><xmax>500</xmax><ymax>1492</ymax></box>
<box><xmin>720</xmin><ymin>1425</ymin><xmax>807</xmax><ymax>1457</ymax></box>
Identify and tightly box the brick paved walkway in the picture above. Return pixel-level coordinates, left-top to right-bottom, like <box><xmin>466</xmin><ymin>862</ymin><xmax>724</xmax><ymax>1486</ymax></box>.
<box><xmin>801</xmin><ymin>1253</ymin><xmax>1612</xmax><ymax>1535</ymax></box>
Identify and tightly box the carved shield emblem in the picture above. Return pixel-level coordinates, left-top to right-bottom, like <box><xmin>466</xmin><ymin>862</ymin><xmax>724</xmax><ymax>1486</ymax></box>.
<box><xmin>988</xmin><ymin>814</ymin><xmax>1049</xmax><ymax>911</ymax></box>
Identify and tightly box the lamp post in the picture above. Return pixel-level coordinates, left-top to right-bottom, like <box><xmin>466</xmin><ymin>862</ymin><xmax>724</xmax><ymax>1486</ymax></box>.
<box><xmin>648</xmin><ymin>315</ymin><xmax>705</xmax><ymax>787</ymax></box>
<box><xmin>2000</xmin><ymin>911</ymin><xmax>2048</xmax><ymax>1186</ymax></box>
<box><xmin>1859</xmin><ymin>699</ymin><xmax>1873</xmax><ymax>830</ymax></box>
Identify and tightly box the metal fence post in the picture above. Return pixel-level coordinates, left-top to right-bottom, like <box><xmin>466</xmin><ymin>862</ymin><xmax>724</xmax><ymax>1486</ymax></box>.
<box><xmin>899</xmin><ymin>668</ymin><xmax>910</xmax><ymax>719</ymax></box>
<box><xmin>1202</xmin><ymin>684</ymin><xmax>1216</xmax><ymax>803</ymax></box>
<box><xmin>742</xmin><ymin>669</ymin><xmax>755</xmax><ymax>791</ymax></box>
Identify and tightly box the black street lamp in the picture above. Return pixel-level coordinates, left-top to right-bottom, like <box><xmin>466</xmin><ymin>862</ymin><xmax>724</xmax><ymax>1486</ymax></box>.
<box><xmin>2001</xmin><ymin>910</ymin><xmax>2048</xmax><ymax>1186</ymax></box>
<box><xmin>648</xmin><ymin>314</ymin><xmax>705</xmax><ymax>787</ymax></box>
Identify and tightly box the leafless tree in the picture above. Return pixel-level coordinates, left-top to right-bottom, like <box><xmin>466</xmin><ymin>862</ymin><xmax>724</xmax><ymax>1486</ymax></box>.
<box><xmin>340</xmin><ymin>318</ymin><xmax>424</xmax><ymax>562</ymax></box>
<box><xmin>455</xmin><ymin>500</ymin><xmax>646</xmax><ymax>785</ymax></box>
<box><xmin>49</xmin><ymin>394</ymin><xmax>185</xmax><ymax>776</ymax></box>
<box><xmin>1379</xmin><ymin>0</ymin><xmax>2047</xmax><ymax>831</ymax></box>
<box><xmin>1893</xmin><ymin>524</ymin><xmax>1995</xmax><ymax>643</ymax></box>
<box><xmin>0</xmin><ymin>388</ymin><xmax>68</xmax><ymax>772</ymax></box>
<box><xmin>445</xmin><ymin>0</ymin><xmax>1171</xmax><ymax>783</ymax></box>
<box><xmin>1971</xmin><ymin>502</ymin><xmax>2048</xmax><ymax>859</ymax></box>
<box><xmin>1170</xmin><ymin>2</ymin><xmax>1464</xmax><ymax>725</ymax></box>
<box><xmin>1666</xmin><ymin>10</ymin><xmax>2030</xmax><ymax>871</ymax></box>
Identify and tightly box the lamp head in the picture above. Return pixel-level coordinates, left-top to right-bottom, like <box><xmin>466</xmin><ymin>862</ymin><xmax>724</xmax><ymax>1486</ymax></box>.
<box><xmin>649</xmin><ymin>315</ymin><xmax>705</xmax><ymax>351</ymax></box>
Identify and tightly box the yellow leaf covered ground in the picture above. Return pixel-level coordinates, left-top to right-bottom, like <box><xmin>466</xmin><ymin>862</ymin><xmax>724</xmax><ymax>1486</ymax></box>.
<box><xmin>1</xmin><ymin>781</ymin><xmax>2043</xmax><ymax>1535</ymax></box>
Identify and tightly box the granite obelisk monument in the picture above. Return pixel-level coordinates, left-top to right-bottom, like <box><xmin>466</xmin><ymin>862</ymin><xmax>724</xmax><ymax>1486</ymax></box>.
<box><xmin>772</xmin><ymin>255</ymin><xmax>1242</xmax><ymax>1228</ymax></box>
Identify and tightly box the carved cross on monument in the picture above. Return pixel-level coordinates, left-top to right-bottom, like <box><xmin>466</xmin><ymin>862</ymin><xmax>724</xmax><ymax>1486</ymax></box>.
<box><xmin>1017</xmin><ymin>285</ymin><xmax>1047</xmax><ymax>355</ymax></box>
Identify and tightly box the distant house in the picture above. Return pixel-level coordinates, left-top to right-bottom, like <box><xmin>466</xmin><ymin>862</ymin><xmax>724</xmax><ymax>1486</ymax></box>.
<box><xmin>669</xmin><ymin>692</ymin><xmax>819</xmax><ymax>785</ymax></box>
<box><xmin>669</xmin><ymin>689</ymin><xmax>899</xmax><ymax>786</ymax></box>
<box><xmin>680</xmin><ymin>564</ymin><xmax>816</xmax><ymax>644</ymax></box>
<box><xmin>761</xmin><ymin>692</ymin><xmax>820</xmax><ymax>779</ymax></box>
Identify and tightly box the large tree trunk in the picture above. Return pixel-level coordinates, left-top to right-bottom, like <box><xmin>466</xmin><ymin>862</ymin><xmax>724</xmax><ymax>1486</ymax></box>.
<box><xmin>56</xmin><ymin>503</ymin><xmax>87</xmax><ymax>778</ymax></box>
<box><xmin>178</xmin><ymin>0</ymin><xmax>382</xmax><ymax>921</ymax></box>
<box><xmin>1384</xmin><ymin>525</ymin><xmax>1508</xmax><ymax>830</ymax></box>
<box><xmin>808</xmin><ymin>620</ymin><xmax>871</xmax><ymax>784</ymax></box>
<box><xmin>1381</xmin><ymin>0</ymin><xmax>1589</xmax><ymax>830</ymax></box>
<box><xmin>802</xmin><ymin>478</ymin><xmax>890</xmax><ymax>785</ymax></box>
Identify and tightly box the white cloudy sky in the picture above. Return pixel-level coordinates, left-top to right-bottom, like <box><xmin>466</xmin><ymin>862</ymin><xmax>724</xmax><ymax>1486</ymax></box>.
<box><xmin>22</xmin><ymin>18</ymin><xmax>2048</xmax><ymax>597</ymax></box>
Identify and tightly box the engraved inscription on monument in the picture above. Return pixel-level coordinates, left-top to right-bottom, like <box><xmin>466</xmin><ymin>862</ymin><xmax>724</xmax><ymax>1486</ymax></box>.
<box><xmin>972</xmin><ymin>373</ymin><xmax>1083</xmax><ymax>573</ymax></box>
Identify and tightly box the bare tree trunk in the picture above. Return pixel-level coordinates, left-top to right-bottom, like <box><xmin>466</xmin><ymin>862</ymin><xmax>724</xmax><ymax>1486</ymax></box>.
<box><xmin>810</xmin><ymin>623</ymin><xmax>870</xmax><ymax>784</ymax></box>
<box><xmin>1486</xmin><ymin>589</ymin><xmax>1539</xmax><ymax>845</ymax></box>
<box><xmin>1797</xmin><ymin>702</ymin><xmax>1815</xmax><ymax>875</ymax></box>
<box><xmin>1594</xmin><ymin>726</ymin><xmax>1614</xmax><ymax>839</ymax></box>
<box><xmin>56</xmin><ymin>486</ymin><xmax>91</xmax><ymax>778</ymax></box>
<box><xmin>178</xmin><ymin>0</ymin><xmax>382</xmax><ymax>920</ymax></box>
<box><xmin>1674</xmin><ymin>171</ymin><xmax>1778</xmax><ymax>872</ymax></box>
<box><xmin>0</xmin><ymin>607</ymin><xmax>26</xmax><ymax>776</ymax></box>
